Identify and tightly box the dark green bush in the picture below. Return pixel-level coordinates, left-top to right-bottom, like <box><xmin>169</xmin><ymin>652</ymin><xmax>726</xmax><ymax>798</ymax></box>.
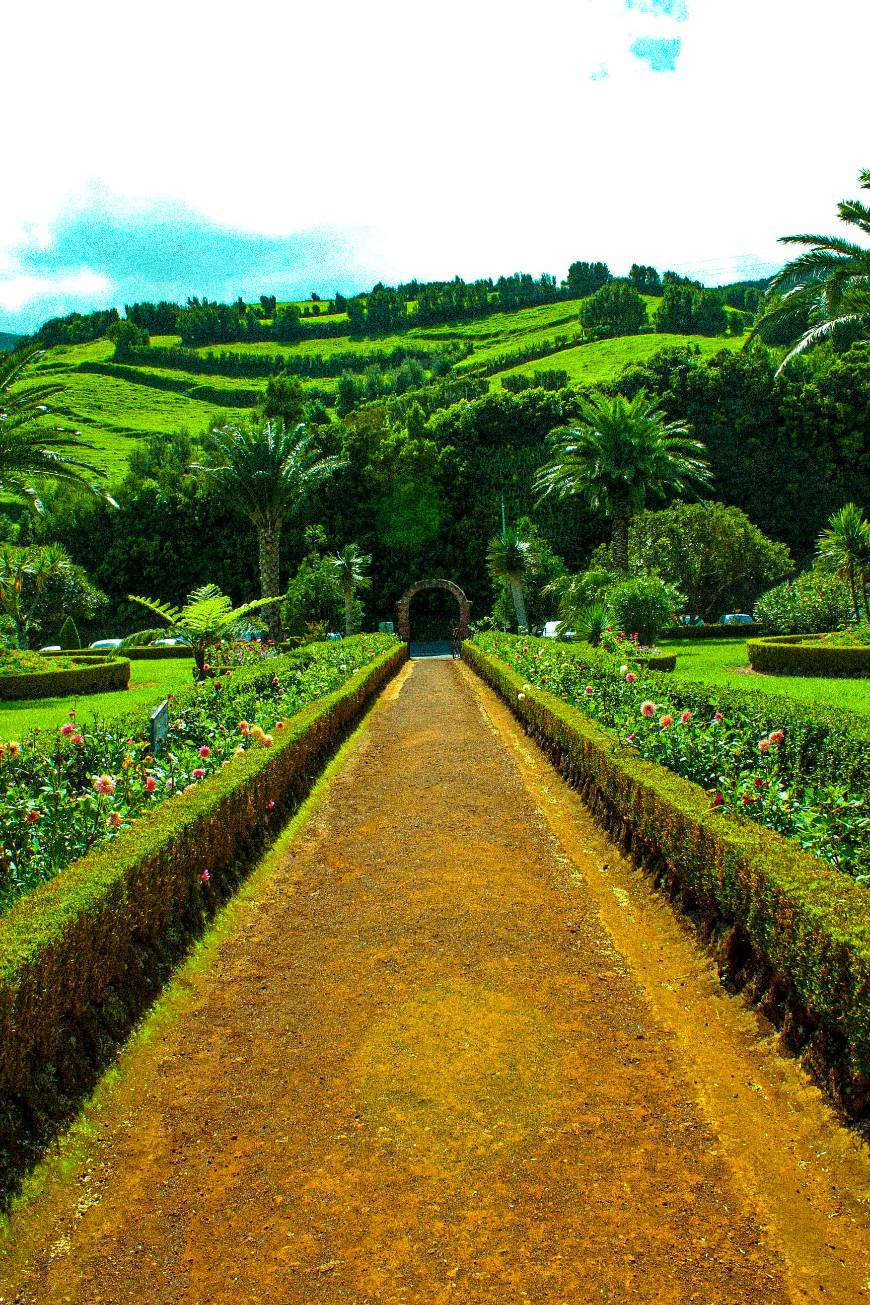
<box><xmin>58</xmin><ymin>617</ymin><xmax>81</xmax><ymax>650</ymax></box>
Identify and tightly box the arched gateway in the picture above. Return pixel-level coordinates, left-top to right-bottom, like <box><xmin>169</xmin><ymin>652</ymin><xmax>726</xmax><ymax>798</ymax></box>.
<box><xmin>396</xmin><ymin>579</ymin><xmax>471</xmax><ymax>642</ymax></box>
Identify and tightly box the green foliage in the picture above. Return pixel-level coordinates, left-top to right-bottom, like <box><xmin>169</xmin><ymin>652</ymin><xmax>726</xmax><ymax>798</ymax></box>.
<box><xmin>0</xmin><ymin>543</ymin><xmax>106</xmax><ymax>649</ymax></box>
<box><xmin>261</xmin><ymin>373</ymin><xmax>305</xmax><ymax>426</ymax></box>
<box><xmin>816</xmin><ymin>501</ymin><xmax>870</xmax><ymax>621</ymax></box>
<box><xmin>565</xmin><ymin>261</ymin><xmax>611</xmax><ymax>296</ymax></box>
<box><xmin>751</xmin><ymin>168</ymin><xmax>870</xmax><ymax>371</ymax></box>
<box><xmin>329</xmin><ymin>543</ymin><xmax>371</xmax><ymax>637</ymax></box>
<box><xmin>58</xmin><ymin>616</ymin><xmax>80</xmax><ymax>650</ymax></box>
<box><xmin>280</xmin><ymin>529</ymin><xmax>345</xmax><ymax>636</ymax></box>
<box><xmin>486</xmin><ymin>525</ymin><xmax>541</xmax><ymax>631</ymax></box>
<box><xmin>605</xmin><ymin>574</ymin><xmax>684</xmax><ymax>645</ymax></box>
<box><xmin>0</xmin><ymin>655</ymin><xmax>129</xmax><ymax>700</ymax></box>
<box><xmin>754</xmin><ymin>567</ymin><xmax>853</xmax><ymax>634</ymax></box>
<box><xmin>625</xmin><ymin>501</ymin><xmax>793</xmax><ymax>619</ymax></box>
<box><xmin>656</xmin><ymin>284</ymin><xmax>728</xmax><ymax>336</ymax></box>
<box><xmin>579</xmin><ymin>281</ymin><xmax>648</xmax><ymax>337</ymax></box>
<box><xmin>126</xmin><ymin>584</ymin><xmax>276</xmax><ymax>678</ymax></box>
<box><xmin>490</xmin><ymin>519</ymin><xmax>566</xmax><ymax>631</ymax></box>
<box><xmin>535</xmin><ymin>391</ymin><xmax>711</xmax><ymax>571</ymax></box>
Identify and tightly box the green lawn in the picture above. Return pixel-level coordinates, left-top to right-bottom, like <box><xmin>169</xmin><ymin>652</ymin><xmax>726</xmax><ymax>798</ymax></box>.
<box><xmin>660</xmin><ymin>638</ymin><xmax>870</xmax><ymax>716</ymax></box>
<box><xmin>492</xmin><ymin>333</ymin><xmax>744</xmax><ymax>388</ymax></box>
<box><xmin>0</xmin><ymin>658</ymin><xmax>195</xmax><ymax>739</ymax></box>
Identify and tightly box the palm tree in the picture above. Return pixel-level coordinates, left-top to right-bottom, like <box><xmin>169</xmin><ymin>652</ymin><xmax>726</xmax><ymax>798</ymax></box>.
<box><xmin>125</xmin><ymin>584</ymin><xmax>278</xmax><ymax>680</ymax></box>
<box><xmin>534</xmin><ymin>392</ymin><xmax>711</xmax><ymax>572</ymax></box>
<box><xmin>750</xmin><ymin>169</ymin><xmax>870</xmax><ymax>373</ymax></box>
<box><xmin>487</xmin><ymin>527</ymin><xmax>539</xmax><ymax>631</ymax></box>
<box><xmin>816</xmin><ymin>502</ymin><xmax>870</xmax><ymax>622</ymax></box>
<box><xmin>0</xmin><ymin>542</ymin><xmax>77</xmax><ymax>648</ymax></box>
<box><xmin>191</xmin><ymin>421</ymin><xmax>342</xmax><ymax>640</ymax></box>
<box><xmin>0</xmin><ymin>346</ymin><xmax>114</xmax><ymax>510</ymax></box>
<box><xmin>329</xmin><ymin>543</ymin><xmax>371</xmax><ymax>636</ymax></box>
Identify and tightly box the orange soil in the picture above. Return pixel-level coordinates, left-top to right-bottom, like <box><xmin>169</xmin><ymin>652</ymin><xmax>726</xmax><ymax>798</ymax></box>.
<box><xmin>1</xmin><ymin>660</ymin><xmax>867</xmax><ymax>1304</ymax></box>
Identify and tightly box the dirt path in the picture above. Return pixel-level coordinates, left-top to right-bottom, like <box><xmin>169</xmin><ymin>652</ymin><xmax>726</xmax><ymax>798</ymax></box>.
<box><xmin>1</xmin><ymin>660</ymin><xmax>868</xmax><ymax>1304</ymax></box>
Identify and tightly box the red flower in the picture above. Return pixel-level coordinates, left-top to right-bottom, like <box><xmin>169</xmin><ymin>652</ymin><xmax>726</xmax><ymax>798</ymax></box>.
<box><xmin>712</xmin><ymin>791</ymin><xmax>725</xmax><ymax>807</ymax></box>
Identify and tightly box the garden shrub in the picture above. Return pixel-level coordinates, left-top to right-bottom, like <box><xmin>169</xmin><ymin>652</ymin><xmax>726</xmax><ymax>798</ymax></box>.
<box><xmin>0</xmin><ymin>638</ymin><xmax>406</xmax><ymax>1181</ymax></box>
<box><xmin>661</xmin><ymin>623</ymin><xmax>764</xmax><ymax>639</ymax></box>
<box><xmin>58</xmin><ymin>617</ymin><xmax>81</xmax><ymax>650</ymax></box>
<box><xmin>605</xmin><ymin>575</ymin><xmax>684</xmax><ymax>645</ymax></box>
<box><xmin>0</xmin><ymin>656</ymin><xmax>130</xmax><ymax>701</ymax></box>
<box><xmin>464</xmin><ymin>637</ymin><xmax>870</xmax><ymax>1110</ymax></box>
<box><xmin>754</xmin><ymin>568</ymin><xmax>853</xmax><ymax>634</ymax></box>
<box><xmin>747</xmin><ymin>635</ymin><xmax>870</xmax><ymax>677</ymax></box>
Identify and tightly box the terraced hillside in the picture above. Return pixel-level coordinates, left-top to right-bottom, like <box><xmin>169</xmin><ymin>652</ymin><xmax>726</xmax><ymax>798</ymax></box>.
<box><xmin>11</xmin><ymin>294</ymin><xmax>749</xmax><ymax>482</ymax></box>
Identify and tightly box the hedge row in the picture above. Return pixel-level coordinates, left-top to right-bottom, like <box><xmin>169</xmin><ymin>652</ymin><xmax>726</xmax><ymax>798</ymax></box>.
<box><xmin>464</xmin><ymin>640</ymin><xmax>870</xmax><ymax>1113</ymax></box>
<box><xmin>0</xmin><ymin>658</ymin><xmax>131</xmax><ymax>701</ymax></box>
<box><xmin>747</xmin><ymin>635</ymin><xmax>870</xmax><ymax>677</ymax></box>
<box><xmin>662</xmin><ymin>623</ymin><xmax>764</xmax><ymax>640</ymax></box>
<box><xmin>0</xmin><ymin>642</ymin><xmax>406</xmax><ymax>1120</ymax></box>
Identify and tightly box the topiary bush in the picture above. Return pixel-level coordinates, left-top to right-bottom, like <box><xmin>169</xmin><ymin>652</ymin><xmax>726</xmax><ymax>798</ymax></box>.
<box><xmin>747</xmin><ymin>634</ymin><xmax>870</xmax><ymax>677</ymax></box>
<box><xmin>58</xmin><ymin>617</ymin><xmax>81</xmax><ymax>650</ymax></box>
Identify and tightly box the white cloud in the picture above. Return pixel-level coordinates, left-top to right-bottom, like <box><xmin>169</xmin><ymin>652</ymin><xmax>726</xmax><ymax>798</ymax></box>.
<box><xmin>0</xmin><ymin>269</ymin><xmax>113</xmax><ymax>313</ymax></box>
<box><xmin>2</xmin><ymin>0</ymin><xmax>868</xmax><ymax>309</ymax></box>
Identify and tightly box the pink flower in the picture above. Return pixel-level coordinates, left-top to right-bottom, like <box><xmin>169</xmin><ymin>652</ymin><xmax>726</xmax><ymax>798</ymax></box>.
<box><xmin>584</xmin><ymin>685</ymin><xmax>594</xmax><ymax>696</ymax></box>
<box><xmin>25</xmin><ymin>808</ymin><xmax>41</xmax><ymax>825</ymax></box>
<box><xmin>239</xmin><ymin>720</ymin><xmax>251</xmax><ymax>735</ymax></box>
<box><xmin>625</xmin><ymin>671</ymin><xmax>637</xmax><ymax>684</ymax></box>
<box><xmin>267</xmin><ymin>800</ymin><xmax>276</xmax><ymax>811</ymax></box>
<box><xmin>72</xmin><ymin>733</ymin><xmax>84</xmax><ymax>746</ymax></box>
<box><xmin>108</xmin><ymin>811</ymin><xmax>123</xmax><ymax>829</ymax></box>
<box><xmin>769</xmin><ymin>729</ymin><xmax>785</xmax><ymax>746</ymax></box>
<box><xmin>145</xmin><ymin>776</ymin><xmax>157</xmax><ymax>794</ymax></box>
<box><xmin>93</xmin><ymin>774</ymin><xmax>116</xmax><ymax>796</ymax></box>
<box><xmin>640</xmin><ymin>701</ymin><xmax>656</xmax><ymax>719</ymax></box>
<box><xmin>275</xmin><ymin>721</ymin><xmax>284</xmax><ymax>730</ymax></box>
<box><xmin>201</xmin><ymin>869</ymin><xmax>210</xmax><ymax>884</ymax></box>
<box><xmin>712</xmin><ymin>791</ymin><xmax>725</xmax><ymax>808</ymax></box>
<box><xmin>713</xmin><ymin>711</ymin><xmax>723</xmax><ymax>723</ymax></box>
<box><xmin>758</xmin><ymin>738</ymin><xmax>770</xmax><ymax>754</ymax></box>
<box><xmin>192</xmin><ymin>767</ymin><xmax>205</xmax><ymax>779</ymax></box>
<box><xmin>679</xmin><ymin>710</ymin><xmax>692</xmax><ymax>724</ymax></box>
<box><xmin>199</xmin><ymin>745</ymin><xmax>211</xmax><ymax>759</ymax></box>
<box><xmin>660</xmin><ymin>714</ymin><xmax>674</xmax><ymax>729</ymax></box>
<box><xmin>60</xmin><ymin>722</ymin><xmax>75</xmax><ymax>737</ymax></box>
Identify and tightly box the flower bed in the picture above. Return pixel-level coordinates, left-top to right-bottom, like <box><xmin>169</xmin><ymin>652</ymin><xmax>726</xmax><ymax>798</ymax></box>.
<box><xmin>1</xmin><ymin>637</ymin><xmax>391</xmax><ymax>908</ymax></box>
<box><xmin>747</xmin><ymin>634</ymin><xmax>870</xmax><ymax>677</ymax></box>
<box><xmin>0</xmin><ymin>637</ymin><xmax>405</xmax><ymax>1188</ymax></box>
<box><xmin>0</xmin><ymin>656</ymin><xmax>131</xmax><ymax>701</ymax></box>
<box><xmin>464</xmin><ymin>636</ymin><xmax>870</xmax><ymax>1115</ymax></box>
<box><xmin>471</xmin><ymin>635</ymin><xmax>869</xmax><ymax>879</ymax></box>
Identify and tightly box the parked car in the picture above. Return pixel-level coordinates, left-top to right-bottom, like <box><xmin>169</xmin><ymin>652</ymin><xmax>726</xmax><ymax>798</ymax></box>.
<box><xmin>720</xmin><ymin>613</ymin><xmax>754</xmax><ymax>625</ymax></box>
<box><xmin>152</xmin><ymin>637</ymin><xmax>187</xmax><ymax>647</ymax></box>
<box><xmin>89</xmin><ymin>638</ymin><xmax>124</xmax><ymax>649</ymax></box>
<box><xmin>541</xmin><ymin>620</ymin><xmax>575</xmax><ymax>639</ymax></box>
<box><xmin>39</xmin><ymin>645</ymin><xmax>61</xmax><ymax>653</ymax></box>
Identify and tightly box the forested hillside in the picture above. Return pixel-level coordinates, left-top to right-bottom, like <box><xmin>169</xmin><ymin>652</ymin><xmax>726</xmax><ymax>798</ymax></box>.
<box><xmin>4</xmin><ymin>261</ymin><xmax>867</xmax><ymax>632</ymax></box>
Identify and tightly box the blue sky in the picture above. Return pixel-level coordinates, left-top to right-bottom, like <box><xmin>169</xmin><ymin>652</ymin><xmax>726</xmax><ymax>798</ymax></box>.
<box><xmin>1</xmin><ymin>0</ymin><xmax>866</xmax><ymax>332</ymax></box>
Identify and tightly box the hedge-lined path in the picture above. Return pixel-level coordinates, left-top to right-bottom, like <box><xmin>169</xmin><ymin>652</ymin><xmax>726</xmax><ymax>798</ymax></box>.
<box><xmin>2</xmin><ymin>659</ymin><xmax>867</xmax><ymax>1303</ymax></box>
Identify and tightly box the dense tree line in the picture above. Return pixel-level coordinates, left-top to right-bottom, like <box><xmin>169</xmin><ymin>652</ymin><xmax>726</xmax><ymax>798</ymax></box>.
<box><xmin>115</xmin><ymin>339</ymin><xmax>468</xmax><ymax>379</ymax></box>
<box><xmin>655</xmin><ymin>284</ymin><xmax>729</xmax><ymax>335</ymax></box>
<box><xmin>35</xmin><ymin>308</ymin><xmax>119</xmax><ymax>346</ymax></box>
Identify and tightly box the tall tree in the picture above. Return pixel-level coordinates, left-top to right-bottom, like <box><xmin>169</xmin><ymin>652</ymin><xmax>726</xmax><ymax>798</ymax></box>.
<box><xmin>486</xmin><ymin>526</ymin><xmax>539</xmax><ymax>631</ymax></box>
<box><xmin>751</xmin><ymin>168</ymin><xmax>870</xmax><ymax>371</ymax></box>
<box><xmin>191</xmin><ymin>422</ymin><xmax>342</xmax><ymax>639</ymax></box>
<box><xmin>535</xmin><ymin>392</ymin><xmax>711</xmax><ymax>571</ymax></box>
<box><xmin>0</xmin><ymin>346</ymin><xmax>113</xmax><ymax>511</ymax></box>
<box><xmin>329</xmin><ymin>543</ymin><xmax>371</xmax><ymax>636</ymax></box>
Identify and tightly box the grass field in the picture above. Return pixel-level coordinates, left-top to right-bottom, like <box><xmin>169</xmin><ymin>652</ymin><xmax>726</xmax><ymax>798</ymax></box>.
<box><xmin>493</xmin><ymin>333</ymin><xmax>745</xmax><ymax>387</ymax></box>
<box><xmin>0</xmin><ymin>657</ymin><xmax>195</xmax><ymax>739</ymax></box>
<box><xmin>660</xmin><ymin>638</ymin><xmax>870</xmax><ymax>716</ymax></box>
<box><xmin>8</xmin><ymin>293</ymin><xmax>749</xmax><ymax>484</ymax></box>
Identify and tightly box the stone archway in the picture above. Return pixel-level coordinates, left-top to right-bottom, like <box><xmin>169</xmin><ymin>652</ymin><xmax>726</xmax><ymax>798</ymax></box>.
<box><xmin>396</xmin><ymin>579</ymin><xmax>471</xmax><ymax>642</ymax></box>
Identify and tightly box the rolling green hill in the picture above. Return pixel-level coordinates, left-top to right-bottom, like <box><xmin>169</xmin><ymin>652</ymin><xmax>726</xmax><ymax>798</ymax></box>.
<box><xmin>9</xmin><ymin>293</ymin><xmax>749</xmax><ymax>484</ymax></box>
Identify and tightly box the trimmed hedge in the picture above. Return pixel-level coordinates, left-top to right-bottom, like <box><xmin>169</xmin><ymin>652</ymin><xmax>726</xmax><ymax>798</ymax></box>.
<box><xmin>748</xmin><ymin>635</ymin><xmax>870</xmax><ymax>677</ymax></box>
<box><xmin>0</xmin><ymin>657</ymin><xmax>131</xmax><ymax>701</ymax></box>
<box><xmin>0</xmin><ymin>642</ymin><xmax>406</xmax><ymax>1119</ymax></box>
<box><xmin>662</xmin><ymin>623</ymin><xmax>764</xmax><ymax>640</ymax></box>
<box><xmin>464</xmin><ymin>640</ymin><xmax>870</xmax><ymax>1113</ymax></box>
<box><xmin>639</xmin><ymin>653</ymin><xmax>676</xmax><ymax>672</ymax></box>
